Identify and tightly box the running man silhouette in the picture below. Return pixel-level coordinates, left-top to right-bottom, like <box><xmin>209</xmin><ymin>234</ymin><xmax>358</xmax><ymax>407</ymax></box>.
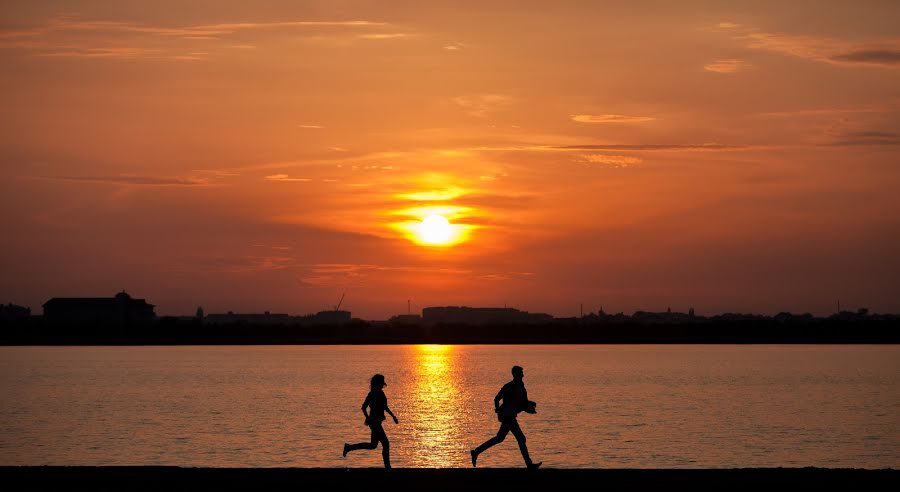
<box><xmin>343</xmin><ymin>374</ymin><xmax>399</xmax><ymax>468</ymax></box>
<box><xmin>470</xmin><ymin>365</ymin><xmax>542</xmax><ymax>469</ymax></box>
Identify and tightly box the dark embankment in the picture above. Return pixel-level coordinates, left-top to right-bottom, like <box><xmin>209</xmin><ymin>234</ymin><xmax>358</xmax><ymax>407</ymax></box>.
<box><xmin>1</xmin><ymin>467</ymin><xmax>897</xmax><ymax>491</ymax></box>
<box><xmin>2</xmin><ymin>316</ymin><xmax>899</xmax><ymax>345</ymax></box>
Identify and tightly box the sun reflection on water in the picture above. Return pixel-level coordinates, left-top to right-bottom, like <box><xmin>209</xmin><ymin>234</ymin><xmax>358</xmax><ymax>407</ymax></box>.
<box><xmin>405</xmin><ymin>345</ymin><xmax>466</xmax><ymax>467</ymax></box>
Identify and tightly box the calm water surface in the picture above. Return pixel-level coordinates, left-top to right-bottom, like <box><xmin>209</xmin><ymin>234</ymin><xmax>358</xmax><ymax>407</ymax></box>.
<box><xmin>0</xmin><ymin>345</ymin><xmax>898</xmax><ymax>468</ymax></box>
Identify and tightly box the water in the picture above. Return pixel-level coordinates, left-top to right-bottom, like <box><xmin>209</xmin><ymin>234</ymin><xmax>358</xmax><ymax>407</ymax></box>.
<box><xmin>0</xmin><ymin>345</ymin><xmax>898</xmax><ymax>469</ymax></box>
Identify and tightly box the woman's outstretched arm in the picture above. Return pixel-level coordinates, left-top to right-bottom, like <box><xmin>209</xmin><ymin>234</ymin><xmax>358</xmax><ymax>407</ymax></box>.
<box><xmin>386</xmin><ymin>404</ymin><xmax>399</xmax><ymax>424</ymax></box>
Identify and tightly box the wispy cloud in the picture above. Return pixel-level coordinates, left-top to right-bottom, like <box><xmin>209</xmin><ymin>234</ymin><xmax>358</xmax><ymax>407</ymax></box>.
<box><xmin>265</xmin><ymin>174</ymin><xmax>312</xmax><ymax>182</ymax></box>
<box><xmin>251</xmin><ymin>243</ymin><xmax>294</xmax><ymax>251</ymax></box>
<box><xmin>579</xmin><ymin>154</ymin><xmax>643</xmax><ymax>167</ymax></box>
<box><xmin>0</xmin><ymin>15</ymin><xmax>388</xmax><ymax>39</ymax></box>
<box><xmin>571</xmin><ymin>114</ymin><xmax>656</xmax><ymax>124</ymax></box>
<box><xmin>452</xmin><ymin>94</ymin><xmax>515</xmax><ymax>118</ymax></box>
<box><xmin>36</xmin><ymin>174</ymin><xmax>211</xmax><ymax>186</ymax></box>
<box><xmin>755</xmin><ymin>103</ymin><xmax>899</xmax><ymax>118</ymax></box>
<box><xmin>552</xmin><ymin>143</ymin><xmax>746</xmax><ymax>151</ymax></box>
<box><xmin>830</xmin><ymin>49</ymin><xmax>900</xmax><ymax>65</ymax></box>
<box><xmin>704</xmin><ymin>59</ymin><xmax>755</xmax><ymax>74</ymax></box>
<box><xmin>826</xmin><ymin>131</ymin><xmax>900</xmax><ymax>147</ymax></box>
<box><xmin>715</xmin><ymin>22</ymin><xmax>900</xmax><ymax>68</ymax></box>
<box><xmin>0</xmin><ymin>13</ymin><xmax>395</xmax><ymax>60</ymax></box>
<box><xmin>299</xmin><ymin>263</ymin><xmax>472</xmax><ymax>287</ymax></box>
<box><xmin>36</xmin><ymin>47</ymin><xmax>163</xmax><ymax>59</ymax></box>
<box><xmin>477</xmin><ymin>271</ymin><xmax>535</xmax><ymax>281</ymax></box>
<box><xmin>357</xmin><ymin>33</ymin><xmax>416</xmax><ymax>40</ymax></box>
<box><xmin>462</xmin><ymin>142</ymin><xmax>754</xmax><ymax>153</ymax></box>
<box><xmin>298</xmin><ymin>124</ymin><xmax>324</xmax><ymax>129</ymax></box>
<box><xmin>172</xmin><ymin>255</ymin><xmax>301</xmax><ymax>274</ymax></box>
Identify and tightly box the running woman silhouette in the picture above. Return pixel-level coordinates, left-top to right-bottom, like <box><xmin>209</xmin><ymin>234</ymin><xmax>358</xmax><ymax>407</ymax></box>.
<box><xmin>343</xmin><ymin>374</ymin><xmax>398</xmax><ymax>468</ymax></box>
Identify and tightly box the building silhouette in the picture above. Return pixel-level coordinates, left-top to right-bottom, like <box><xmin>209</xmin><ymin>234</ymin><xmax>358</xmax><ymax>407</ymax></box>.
<box><xmin>42</xmin><ymin>291</ymin><xmax>155</xmax><ymax>325</ymax></box>
<box><xmin>309</xmin><ymin>310</ymin><xmax>352</xmax><ymax>324</ymax></box>
<box><xmin>422</xmin><ymin>306</ymin><xmax>552</xmax><ymax>325</ymax></box>
<box><xmin>0</xmin><ymin>303</ymin><xmax>31</xmax><ymax>321</ymax></box>
<box><xmin>202</xmin><ymin>309</ymin><xmax>352</xmax><ymax>325</ymax></box>
<box><xmin>389</xmin><ymin>314</ymin><xmax>422</xmax><ymax>325</ymax></box>
<box><xmin>204</xmin><ymin>311</ymin><xmax>291</xmax><ymax>325</ymax></box>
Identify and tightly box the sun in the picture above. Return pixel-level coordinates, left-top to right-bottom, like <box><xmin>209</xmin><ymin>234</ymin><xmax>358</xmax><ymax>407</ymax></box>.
<box><xmin>388</xmin><ymin>204</ymin><xmax>476</xmax><ymax>247</ymax></box>
<box><xmin>417</xmin><ymin>214</ymin><xmax>453</xmax><ymax>245</ymax></box>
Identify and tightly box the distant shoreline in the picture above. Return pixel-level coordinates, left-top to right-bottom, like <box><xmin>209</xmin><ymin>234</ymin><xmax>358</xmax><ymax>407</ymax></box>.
<box><xmin>0</xmin><ymin>318</ymin><xmax>900</xmax><ymax>346</ymax></box>
<box><xmin>2</xmin><ymin>318</ymin><xmax>898</xmax><ymax>345</ymax></box>
<box><xmin>1</xmin><ymin>466</ymin><xmax>896</xmax><ymax>491</ymax></box>
<box><xmin>2</xmin><ymin>340</ymin><xmax>900</xmax><ymax>346</ymax></box>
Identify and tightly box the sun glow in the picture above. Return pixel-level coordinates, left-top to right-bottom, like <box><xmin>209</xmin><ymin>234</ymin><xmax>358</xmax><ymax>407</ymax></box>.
<box><xmin>389</xmin><ymin>205</ymin><xmax>477</xmax><ymax>248</ymax></box>
<box><xmin>387</xmin><ymin>176</ymin><xmax>481</xmax><ymax>248</ymax></box>
<box><xmin>402</xmin><ymin>213</ymin><xmax>471</xmax><ymax>247</ymax></box>
<box><xmin>418</xmin><ymin>215</ymin><xmax>452</xmax><ymax>245</ymax></box>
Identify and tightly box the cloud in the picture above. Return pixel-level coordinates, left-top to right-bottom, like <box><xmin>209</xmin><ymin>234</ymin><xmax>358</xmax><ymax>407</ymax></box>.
<box><xmin>477</xmin><ymin>272</ymin><xmax>535</xmax><ymax>281</ymax></box>
<box><xmin>37</xmin><ymin>175</ymin><xmax>211</xmax><ymax>186</ymax></box>
<box><xmin>552</xmin><ymin>143</ymin><xmax>746</xmax><ymax>151</ymax></box>
<box><xmin>830</xmin><ymin>49</ymin><xmax>900</xmax><ymax>65</ymax></box>
<box><xmin>173</xmin><ymin>255</ymin><xmax>300</xmax><ymax>274</ymax></box>
<box><xmin>580</xmin><ymin>154</ymin><xmax>643</xmax><ymax>167</ymax></box>
<box><xmin>299</xmin><ymin>263</ymin><xmax>472</xmax><ymax>287</ymax></box>
<box><xmin>571</xmin><ymin>114</ymin><xmax>656</xmax><ymax>124</ymax></box>
<box><xmin>300</xmin><ymin>264</ymin><xmax>372</xmax><ymax>285</ymax></box>
<box><xmin>357</xmin><ymin>33</ymin><xmax>416</xmax><ymax>40</ymax></box>
<box><xmin>190</xmin><ymin>20</ymin><xmax>386</xmax><ymax>33</ymax></box>
<box><xmin>703</xmin><ymin>59</ymin><xmax>755</xmax><ymax>74</ymax></box>
<box><xmin>452</xmin><ymin>94</ymin><xmax>515</xmax><ymax>118</ymax></box>
<box><xmin>716</xmin><ymin>22</ymin><xmax>900</xmax><ymax>68</ymax></box>
<box><xmin>0</xmin><ymin>16</ymin><xmax>388</xmax><ymax>39</ymax></box>
<box><xmin>0</xmin><ymin>14</ymin><xmax>394</xmax><ymax>61</ymax></box>
<box><xmin>192</xmin><ymin>169</ymin><xmax>241</xmax><ymax>177</ymax></box>
<box><xmin>827</xmin><ymin>131</ymin><xmax>900</xmax><ymax>147</ymax></box>
<box><xmin>457</xmin><ymin>193</ymin><xmax>537</xmax><ymax>210</ymax></box>
<box><xmin>265</xmin><ymin>174</ymin><xmax>312</xmax><ymax>182</ymax></box>
<box><xmin>36</xmin><ymin>47</ymin><xmax>163</xmax><ymax>59</ymax></box>
<box><xmin>462</xmin><ymin>142</ymin><xmax>754</xmax><ymax>153</ymax></box>
<box><xmin>298</xmin><ymin>124</ymin><xmax>324</xmax><ymax>129</ymax></box>
<box><xmin>252</xmin><ymin>243</ymin><xmax>294</xmax><ymax>251</ymax></box>
<box><xmin>755</xmin><ymin>103</ymin><xmax>899</xmax><ymax>117</ymax></box>
<box><xmin>443</xmin><ymin>42</ymin><xmax>466</xmax><ymax>51</ymax></box>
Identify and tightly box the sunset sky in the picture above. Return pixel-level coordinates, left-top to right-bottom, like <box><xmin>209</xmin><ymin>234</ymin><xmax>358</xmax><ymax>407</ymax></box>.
<box><xmin>2</xmin><ymin>1</ymin><xmax>899</xmax><ymax>318</ymax></box>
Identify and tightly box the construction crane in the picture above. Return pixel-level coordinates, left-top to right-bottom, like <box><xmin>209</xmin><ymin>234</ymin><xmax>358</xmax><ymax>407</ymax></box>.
<box><xmin>334</xmin><ymin>292</ymin><xmax>346</xmax><ymax>311</ymax></box>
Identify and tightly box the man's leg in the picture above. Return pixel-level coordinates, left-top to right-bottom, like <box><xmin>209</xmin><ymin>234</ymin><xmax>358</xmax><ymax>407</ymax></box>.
<box><xmin>508</xmin><ymin>419</ymin><xmax>534</xmax><ymax>467</ymax></box>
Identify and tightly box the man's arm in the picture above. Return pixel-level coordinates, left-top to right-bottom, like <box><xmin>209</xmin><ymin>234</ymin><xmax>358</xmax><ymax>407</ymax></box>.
<box><xmin>494</xmin><ymin>385</ymin><xmax>505</xmax><ymax>412</ymax></box>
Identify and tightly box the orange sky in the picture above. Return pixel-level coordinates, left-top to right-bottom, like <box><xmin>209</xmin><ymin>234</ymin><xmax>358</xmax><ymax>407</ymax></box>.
<box><xmin>2</xmin><ymin>1</ymin><xmax>899</xmax><ymax>318</ymax></box>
